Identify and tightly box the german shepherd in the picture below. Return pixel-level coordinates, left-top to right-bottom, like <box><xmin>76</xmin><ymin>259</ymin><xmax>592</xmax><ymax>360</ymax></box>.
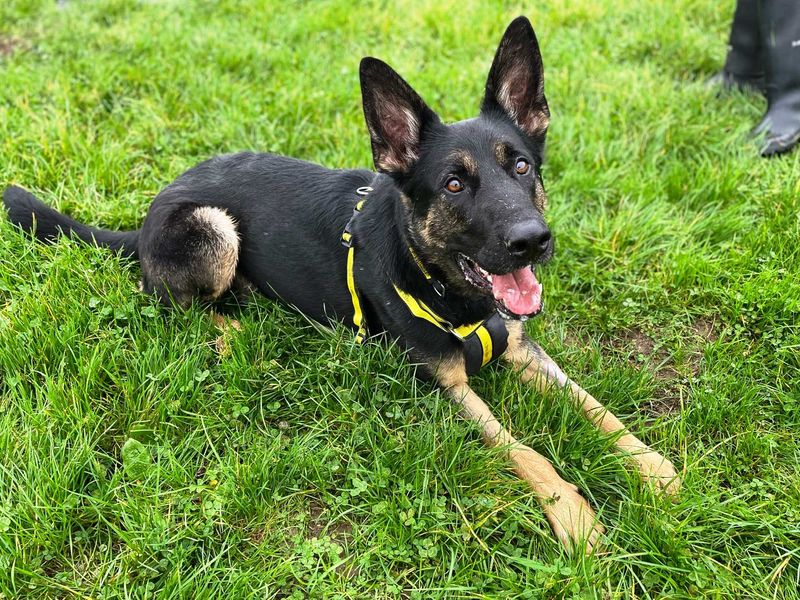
<box><xmin>3</xmin><ymin>17</ymin><xmax>679</xmax><ymax>552</ymax></box>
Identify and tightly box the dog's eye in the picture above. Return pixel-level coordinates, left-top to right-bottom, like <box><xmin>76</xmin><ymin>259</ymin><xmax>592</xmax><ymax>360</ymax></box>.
<box><xmin>445</xmin><ymin>177</ymin><xmax>464</xmax><ymax>193</ymax></box>
<box><xmin>515</xmin><ymin>159</ymin><xmax>530</xmax><ymax>175</ymax></box>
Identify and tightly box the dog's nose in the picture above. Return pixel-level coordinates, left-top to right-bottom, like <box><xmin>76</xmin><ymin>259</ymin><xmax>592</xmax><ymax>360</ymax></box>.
<box><xmin>505</xmin><ymin>220</ymin><xmax>552</xmax><ymax>259</ymax></box>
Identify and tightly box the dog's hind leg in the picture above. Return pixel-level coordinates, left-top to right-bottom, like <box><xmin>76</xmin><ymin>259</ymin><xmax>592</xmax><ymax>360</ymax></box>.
<box><xmin>503</xmin><ymin>322</ymin><xmax>680</xmax><ymax>496</ymax></box>
<box><xmin>433</xmin><ymin>354</ymin><xmax>604</xmax><ymax>554</ymax></box>
<box><xmin>139</xmin><ymin>203</ymin><xmax>240</xmax><ymax>308</ymax></box>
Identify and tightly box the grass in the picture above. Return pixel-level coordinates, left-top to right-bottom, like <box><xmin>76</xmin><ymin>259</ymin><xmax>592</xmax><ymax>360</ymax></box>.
<box><xmin>1</xmin><ymin>0</ymin><xmax>799</xmax><ymax>597</ymax></box>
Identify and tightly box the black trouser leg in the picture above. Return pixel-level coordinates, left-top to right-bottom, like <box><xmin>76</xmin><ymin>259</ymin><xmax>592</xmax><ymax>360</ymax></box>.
<box><xmin>756</xmin><ymin>0</ymin><xmax>800</xmax><ymax>156</ymax></box>
<box><xmin>711</xmin><ymin>0</ymin><xmax>765</xmax><ymax>93</ymax></box>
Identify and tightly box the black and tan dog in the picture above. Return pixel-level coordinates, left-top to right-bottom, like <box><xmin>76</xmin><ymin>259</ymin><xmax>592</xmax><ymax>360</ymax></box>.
<box><xmin>3</xmin><ymin>17</ymin><xmax>678</xmax><ymax>552</ymax></box>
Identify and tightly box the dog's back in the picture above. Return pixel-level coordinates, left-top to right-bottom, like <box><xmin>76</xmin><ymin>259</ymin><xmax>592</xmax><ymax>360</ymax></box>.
<box><xmin>142</xmin><ymin>152</ymin><xmax>376</xmax><ymax>317</ymax></box>
<box><xmin>4</xmin><ymin>152</ymin><xmax>376</xmax><ymax>320</ymax></box>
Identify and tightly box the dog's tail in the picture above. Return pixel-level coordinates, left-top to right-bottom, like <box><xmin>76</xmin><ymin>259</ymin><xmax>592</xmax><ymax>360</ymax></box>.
<box><xmin>3</xmin><ymin>185</ymin><xmax>140</xmax><ymax>258</ymax></box>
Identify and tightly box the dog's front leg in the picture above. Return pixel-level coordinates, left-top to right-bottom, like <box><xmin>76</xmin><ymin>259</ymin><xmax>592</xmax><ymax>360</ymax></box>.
<box><xmin>433</xmin><ymin>354</ymin><xmax>604</xmax><ymax>553</ymax></box>
<box><xmin>503</xmin><ymin>322</ymin><xmax>680</xmax><ymax>495</ymax></box>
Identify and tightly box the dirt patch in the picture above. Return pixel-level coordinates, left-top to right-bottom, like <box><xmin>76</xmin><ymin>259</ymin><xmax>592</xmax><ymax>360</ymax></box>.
<box><xmin>623</xmin><ymin>329</ymin><xmax>656</xmax><ymax>357</ymax></box>
<box><xmin>307</xmin><ymin>498</ymin><xmax>359</xmax><ymax>578</ymax></box>
<box><xmin>648</xmin><ymin>386</ymin><xmax>682</xmax><ymax>417</ymax></box>
<box><xmin>249</xmin><ymin>527</ymin><xmax>266</xmax><ymax>544</ymax></box>
<box><xmin>611</xmin><ymin>327</ymin><xmax>683</xmax><ymax>417</ymax></box>
<box><xmin>686</xmin><ymin>317</ymin><xmax>720</xmax><ymax>376</ymax></box>
<box><xmin>578</xmin><ymin>322</ymin><xmax>721</xmax><ymax>418</ymax></box>
<box><xmin>692</xmin><ymin>317</ymin><xmax>719</xmax><ymax>343</ymax></box>
<box><xmin>0</xmin><ymin>36</ymin><xmax>23</xmax><ymax>57</ymax></box>
<box><xmin>615</xmin><ymin>328</ymin><xmax>675</xmax><ymax>378</ymax></box>
<box><xmin>562</xmin><ymin>329</ymin><xmax>587</xmax><ymax>349</ymax></box>
<box><xmin>647</xmin><ymin>363</ymin><xmax>682</xmax><ymax>418</ymax></box>
<box><xmin>308</xmin><ymin>498</ymin><xmax>352</xmax><ymax>541</ymax></box>
<box><xmin>653</xmin><ymin>360</ymin><xmax>679</xmax><ymax>381</ymax></box>
<box><xmin>633</xmin><ymin>319</ymin><xmax>719</xmax><ymax>417</ymax></box>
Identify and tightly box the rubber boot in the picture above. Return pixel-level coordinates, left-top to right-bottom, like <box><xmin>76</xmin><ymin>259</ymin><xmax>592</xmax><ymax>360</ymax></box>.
<box><xmin>709</xmin><ymin>0</ymin><xmax>765</xmax><ymax>94</ymax></box>
<box><xmin>754</xmin><ymin>0</ymin><xmax>800</xmax><ymax>156</ymax></box>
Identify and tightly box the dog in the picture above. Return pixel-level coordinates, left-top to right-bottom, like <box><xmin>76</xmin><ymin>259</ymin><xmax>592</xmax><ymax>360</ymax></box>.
<box><xmin>3</xmin><ymin>16</ymin><xmax>679</xmax><ymax>552</ymax></box>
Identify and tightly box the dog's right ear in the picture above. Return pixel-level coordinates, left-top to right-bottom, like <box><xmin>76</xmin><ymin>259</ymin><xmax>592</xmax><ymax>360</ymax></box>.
<box><xmin>481</xmin><ymin>16</ymin><xmax>549</xmax><ymax>137</ymax></box>
<box><xmin>360</xmin><ymin>58</ymin><xmax>441</xmax><ymax>174</ymax></box>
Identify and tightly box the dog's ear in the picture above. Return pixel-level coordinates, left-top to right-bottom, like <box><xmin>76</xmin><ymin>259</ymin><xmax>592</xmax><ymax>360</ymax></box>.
<box><xmin>360</xmin><ymin>57</ymin><xmax>441</xmax><ymax>173</ymax></box>
<box><xmin>481</xmin><ymin>16</ymin><xmax>549</xmax><ymax>137</ymax></box>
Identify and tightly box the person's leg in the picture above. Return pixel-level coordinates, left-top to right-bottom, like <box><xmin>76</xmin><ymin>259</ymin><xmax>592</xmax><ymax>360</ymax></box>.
<box><xmin>710</xmin><ymin>0</ymin><xmax>765</xmax><ymax>93</ymax></box>
<box><xmin>753</xmin><ymin>0</ymin><xmax>800</xmax><ymax>156</ymax></box>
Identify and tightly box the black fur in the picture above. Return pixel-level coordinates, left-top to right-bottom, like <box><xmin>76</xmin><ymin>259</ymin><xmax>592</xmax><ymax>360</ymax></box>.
<box><xmin>3</xmin><ymin>16</ymin><xmax>553</xmax><ymax>374</ymax></box>
<box><xmin>3</xmin><ymin>185</ymin><xmax>139</xmax><ymax>257</ymax></box>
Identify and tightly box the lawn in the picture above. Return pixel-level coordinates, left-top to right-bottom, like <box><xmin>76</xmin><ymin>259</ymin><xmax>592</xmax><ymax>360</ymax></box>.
<box><xmin>1</xmin><ymin>0</ymin><xmax>799</xmax><ymax>597</ymax></box>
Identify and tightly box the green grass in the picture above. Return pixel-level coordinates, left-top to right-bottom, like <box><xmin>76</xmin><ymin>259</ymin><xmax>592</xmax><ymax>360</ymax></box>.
<box><xmin>1</xmin><ymin>0</ymin><xmax>799</xmax><ymax>597</ymax></box>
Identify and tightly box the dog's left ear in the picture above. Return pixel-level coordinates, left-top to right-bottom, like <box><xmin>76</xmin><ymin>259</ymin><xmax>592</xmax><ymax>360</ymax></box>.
<box><xmin>360</xmin><ymin>57</ymin><xmax>441</xmax><ymax>173</ymax></box>
<box><xmin>482</xmin><ymin>16</ymin><xmax>550</xmax><ymax>137</ymax></box>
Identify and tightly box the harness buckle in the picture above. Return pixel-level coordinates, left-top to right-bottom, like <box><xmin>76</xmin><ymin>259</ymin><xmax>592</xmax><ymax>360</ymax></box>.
<box><xmin>341</xmin><ymin>225</ymin><xmax>353</xmax><ymax>247</ymax></box>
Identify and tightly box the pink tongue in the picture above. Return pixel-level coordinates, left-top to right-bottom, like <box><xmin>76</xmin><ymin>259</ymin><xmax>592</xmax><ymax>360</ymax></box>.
<box><xmin>491</xmin><ymin>266</ymin><xmax>542</xmax><ymax>315</ymax></box>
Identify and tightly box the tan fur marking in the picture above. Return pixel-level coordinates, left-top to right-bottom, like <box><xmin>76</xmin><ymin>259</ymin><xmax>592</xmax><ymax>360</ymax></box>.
<box><xmin>418</xmin><ymin>219</ymin><xmax>437</xmax><ymax>248</ymax></box>
<box><xmin>503</xmin><ymin>322</ymin><xmax>680</xmax><ymax>495</ymax></box>
<box><xmin>533</xmin><ymin>176</ymin><xmax>548</xmax><ymax>212</ymax></box>
<box><xmin>432</xmin><ymin>354</ymin><xmax>604</xmax><ymax>553</ymax></box>
<box><xmin>420</xmin><ymin>196</ymin><xmax>468</xmax><ymax>250</ymax></box>
<box><xmin>448</xmin><ymin>151</ymin><xmax>478</xmax><ymax>177</ymax></box>
<box><xmin>494</xmin><ymin>142</ymin><xmax>507</xmax><ymax>165</ymax></box>
<box><xmin>192</xmin><ymin>206</ymin><xmax>240</xmax><ymax>297</ymax></box>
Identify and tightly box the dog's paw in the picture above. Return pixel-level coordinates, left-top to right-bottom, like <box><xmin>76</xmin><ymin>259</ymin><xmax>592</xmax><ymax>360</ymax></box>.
<box><xmin>634</xmin><ymin>450</ymin><xmax>680</xmax><ymax>497</ymax></box>
<box><xmin>542</xmin><ymin>485</ymin><xmax>605</xmax><ymax>555</ymax></box>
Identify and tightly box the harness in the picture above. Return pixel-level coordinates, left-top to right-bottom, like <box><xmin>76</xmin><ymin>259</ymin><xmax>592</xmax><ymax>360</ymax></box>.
<box><xmin>341</xmin><ymin>186</ymin><xmax>508</xmax><ymax>374</ymax></box>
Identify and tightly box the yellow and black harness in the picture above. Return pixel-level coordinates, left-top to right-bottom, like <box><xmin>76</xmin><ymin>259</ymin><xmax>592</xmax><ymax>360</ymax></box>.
<box><xmin>341</xmin><ymin>187</ymin><xmax>508</xmax><ymax>375</ymax></box>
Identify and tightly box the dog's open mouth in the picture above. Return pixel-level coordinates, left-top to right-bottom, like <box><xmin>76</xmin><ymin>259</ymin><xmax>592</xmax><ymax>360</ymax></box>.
<box><xmin>457</xmin><ymin>253</ymin><xmax>543</xmax><ymax>319</ymax></box>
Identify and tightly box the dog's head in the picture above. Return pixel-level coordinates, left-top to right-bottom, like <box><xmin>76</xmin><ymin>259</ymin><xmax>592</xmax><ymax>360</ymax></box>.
<box><xmin>360</xmin><ymin>16</ymin><xmax>552</xmax><ymax>319</ymax></box>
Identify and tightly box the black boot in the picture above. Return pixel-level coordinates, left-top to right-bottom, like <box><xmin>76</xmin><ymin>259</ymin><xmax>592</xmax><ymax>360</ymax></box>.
<box><xmin>755</xmin><ymin>0</ymin><xmax>800</xmax><ymax>156</ymax></box>
<box><xmin>710</xmin><ymin>0</ymin><xmax>765</xmax><ymax>94</ymax></box>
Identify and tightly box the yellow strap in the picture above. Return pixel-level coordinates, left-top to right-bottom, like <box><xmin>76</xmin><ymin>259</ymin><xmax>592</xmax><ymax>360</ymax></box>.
<box><xmin>475</xmin><ymin>325</ymin><xmax>493</xmax><ymax>367</ymax></box>
<box><xmin>346</xmin><ymin>246</ymin><xmax>366</xmax><ymax>344</ymax></box>
<box><xmin>345</xmin><ymin>188</ymin><xmax>489</xmax><ymax>351</ymax></box>
<box><xmin>453</xmin><ymin>321</ymin><xmax>484</xmax><ymax>338</ymax></box>
<box><xmin>392</xmin><ymin>284</ymin><xmax>449</xmax><ymax>329</ymax></box>
<box><xmin>393</xmin><ymin>284</ymin><xmax>483</xmax><ymax>341</ymax></box>
<box><xmin>407</xmin><ymin>245</ymin><xmax>433</xmax><ymax>282</ymax></box>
